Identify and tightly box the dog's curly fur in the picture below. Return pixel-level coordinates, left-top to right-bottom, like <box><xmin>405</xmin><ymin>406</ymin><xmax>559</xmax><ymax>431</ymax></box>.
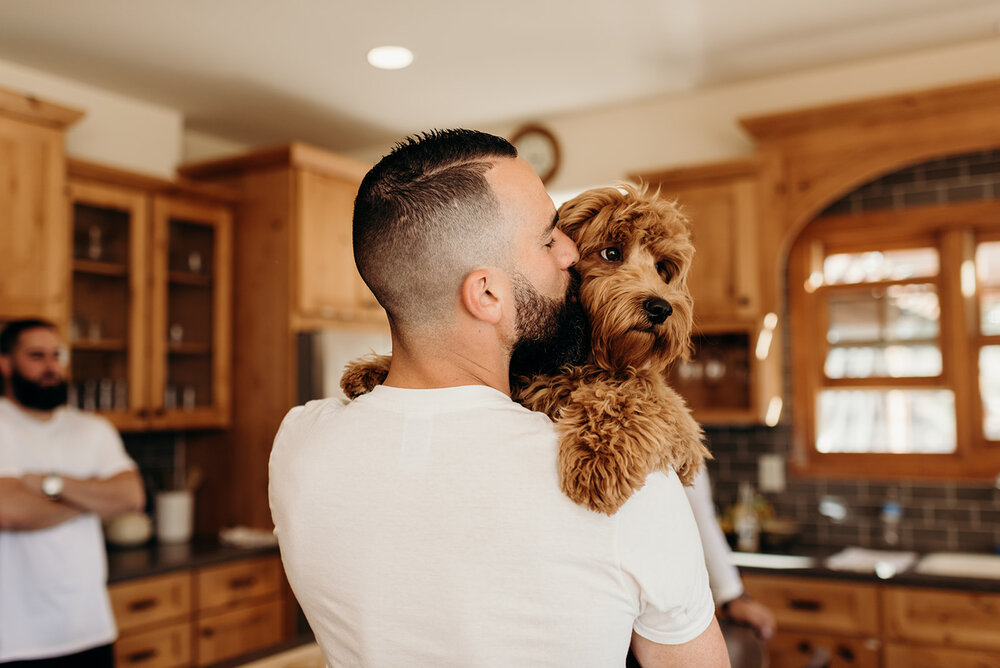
<box><xmin>341</xmin><ymin>184</ymin><xmax>710</xmax><ymax>515</ymax></box>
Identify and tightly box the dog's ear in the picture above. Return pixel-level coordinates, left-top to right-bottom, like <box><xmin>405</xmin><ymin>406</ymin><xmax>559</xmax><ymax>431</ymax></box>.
<box><xmin>556</xmin><ymin>187</ymin><xmax>623</xmax><ymax>242</ymax></box>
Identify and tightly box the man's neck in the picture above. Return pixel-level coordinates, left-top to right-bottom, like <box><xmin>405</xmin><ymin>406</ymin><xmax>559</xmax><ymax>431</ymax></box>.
<box><xmin>383</xmin><ymin>333</ymin><xmax>511</xmax><ymax>395</ymax></box>
<box><xmin>3</xmin><ymin>394</ymin><xmax>57</xmax><ymax>421</ymax></box>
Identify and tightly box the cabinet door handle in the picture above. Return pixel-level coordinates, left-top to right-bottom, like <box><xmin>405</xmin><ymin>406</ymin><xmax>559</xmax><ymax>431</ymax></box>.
<box><xmin>201</xmin><ymin>627</ymin><xmax>215</xmax><ymax>638</ymax></box>
<box><xmin>125</xmin><ymin>648</ymin><xmax>158</xmax><ymax>664</ymax></box>
<box><xmin>229</xmin><ymin>575</ymin><xmax>256</xmax><ymax>589</ymax></box>
<box><xmin>788</xmin><ymin>598</ymin><xmax>823</xmax><ymax>612</ymax></box>
<box><xmin>127</xmin><ymin>597</ymin><xmax>158</xmax><ymax>612</ymax></box>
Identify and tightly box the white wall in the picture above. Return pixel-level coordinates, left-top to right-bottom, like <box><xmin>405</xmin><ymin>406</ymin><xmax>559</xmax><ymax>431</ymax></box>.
<box><xmin>0</xmin><ymin>58</ymin><xmax>182</xmax><ymax>178</ymax></box>
<box><xmin>350</xmin><ymin>37</ymin><xmax>1000</xmax><ymax>197</ymax></box>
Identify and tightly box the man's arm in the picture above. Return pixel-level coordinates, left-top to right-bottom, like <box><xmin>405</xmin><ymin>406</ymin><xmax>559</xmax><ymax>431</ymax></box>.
<box><xmin>630</xmin><ymin>617</ymin><xmax>730</xmax><ymax>667</ymax></box>
<box><xmin>0</xmin><ymin>477</ymin><xmax>82</xmax><ymax>530</ymax></box>
<box><xmin>21</xmin><ymin>470</ymin><xmax>145</xmax><ymax>520</ymax></box>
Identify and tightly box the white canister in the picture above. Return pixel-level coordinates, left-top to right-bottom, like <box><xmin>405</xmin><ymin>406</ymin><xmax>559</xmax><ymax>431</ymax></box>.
<box><xmin>155</xmin><ymin>489</ymin><xmax>194</xmax><ymax>543</ymax></box>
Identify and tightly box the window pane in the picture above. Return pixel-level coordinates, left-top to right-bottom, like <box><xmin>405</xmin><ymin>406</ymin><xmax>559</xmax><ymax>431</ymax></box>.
<box><xmin>824</xmin><ymin>248</ymin><xmax>938</xmax><ymax>285</ymax></box>
<box><xmin>825</xmin><ymin>345</ymin><xmax>942</xmax><ymax>378</ymax></box>
<box><xmin>827</xmin><ymin>284</ymin><xmax>939</xmax><ymax>346</ymax></box>
<box><xmin>979</xmin><ymin>240</ymin><xmax>1000</xmax><ymax>335</ymax></box>
<box><xmin>816</xmin><ymin>389</ymin><xmax>956</xmax><ymax>454</ymax></box>
<box><xmin>982</xmin><ymin>346</ymin><xmax>1000</xmax><ymax>441</ymax></box>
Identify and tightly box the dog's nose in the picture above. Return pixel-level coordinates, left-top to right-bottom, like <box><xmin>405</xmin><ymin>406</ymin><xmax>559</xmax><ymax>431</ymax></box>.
<box><xmin>643</xmin><ymin>298</ymin><xmax>672</xmax><ymax>325</ymax></box>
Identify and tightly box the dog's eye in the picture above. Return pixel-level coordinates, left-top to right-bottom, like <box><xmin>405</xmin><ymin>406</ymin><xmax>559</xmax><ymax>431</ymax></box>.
<box><xmin>657</xmin><ymin>260</ymin><xmax>676</xmax><ymax>283</ymax></box>
<box><xmin>599</xmin><ymin>247</ymin><xmax>622</xmax><ymax>262</ymax></box>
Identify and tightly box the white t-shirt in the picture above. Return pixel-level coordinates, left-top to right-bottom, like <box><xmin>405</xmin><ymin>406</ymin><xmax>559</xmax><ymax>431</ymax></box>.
<box><xmin>269</xmin><ymin>385</ymin><xmax>714</xmax><ymax>667</ymax></box>
<box><xmin>685</xmin><ymin>468</ymin><xmax>744</xmax><ymax>605</ymax></box>
<box><xmin>0</xmin><ymin>398</ymin><xmax>137</xmax><ymax>661</ymax></box>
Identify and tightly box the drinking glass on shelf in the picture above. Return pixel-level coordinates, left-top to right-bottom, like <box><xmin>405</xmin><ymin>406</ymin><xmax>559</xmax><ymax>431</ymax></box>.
<box><xmin>169</xmin><ymin>324</ymin><xmax>184</xmax><ymax>344</ymax></box>
<box><xmin>98</xmin><ymin>379</ymin><xmax>114</xmax><ymax>411</ymax></box>
<box><xmin>114</xmin><ymin>380</ymin><xmax>129</xmax><ymax>411</ymax></box>
<box><xmin>87</xmin><ymin>318</ymin><xmax>103</xmax><ymax>341</ymax></box>
<box><xmin>182</xmin><ymin>386</ymin><xmax>196</xmax><ymax>411</ymax></box>
<box><xmin>82</xmin><ymin>380</ymin><xmax>97</xmax><ymax>412</ymax></box>
<box><xmin>187</xmin><ymin>251</ymin><xmax>203</xmax><ymax>273</ymax></box>
<box><xmin>87</xmin><ymin>225</ymin><xmax>103</xmax><ymax>261</ymax></box>
<box><xmin>164</xmin><ymin>384</ymin><xmax>177</xmax><ymax>411</ymax></box>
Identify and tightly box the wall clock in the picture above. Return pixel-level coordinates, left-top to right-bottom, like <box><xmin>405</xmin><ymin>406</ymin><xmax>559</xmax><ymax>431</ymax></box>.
<box><xmin>510</xmin><ymin>124</ymin><xmax>561</xmax><ymax>185</ymax></box>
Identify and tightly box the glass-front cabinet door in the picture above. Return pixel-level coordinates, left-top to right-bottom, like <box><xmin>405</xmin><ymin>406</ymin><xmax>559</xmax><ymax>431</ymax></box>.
<box><xmin>149</xmin><ymin>196</ymin><xmax>232</xmax><ymax>429</ymax></box>
<box><xmin>68</xmin><ymin>180</ymin><xmax>149</xmax><ymax>431</ymax></box>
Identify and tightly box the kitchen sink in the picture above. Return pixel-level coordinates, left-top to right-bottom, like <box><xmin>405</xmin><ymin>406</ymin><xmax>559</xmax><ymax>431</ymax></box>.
<box><xmin>914</xmin><ymin>551</ymin><xmax>1000</xmax><ymax>579</ymax></box>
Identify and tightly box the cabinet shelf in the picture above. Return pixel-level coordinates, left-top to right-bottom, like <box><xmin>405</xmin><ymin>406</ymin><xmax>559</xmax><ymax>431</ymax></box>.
<box><xmin>73</xmin><ymin>259</ymin><xmax>128</xmax><ymax>277</ymax></box>
<box><xmin>167</xmin><ymin>342</ymin><xmax>212</xmax><ymax>355</ymax></box>
<box><xmin>71</xmin><ymin>338</ymin><xmax>127</xmax><ymax>352</ymax></box>
<box><xmin>168</xmin><ymin>271</ymin><xmax>212</xmax><ymax>287</ymax></box>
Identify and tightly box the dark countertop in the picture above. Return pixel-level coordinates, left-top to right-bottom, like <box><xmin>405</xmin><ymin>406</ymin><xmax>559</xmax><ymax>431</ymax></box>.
<box><xmin>106</xmin><ymin>536</ymin><xmax>279</xmax><ymax>584</ymax></box>
<box><xmin>731</xmin><ymin>548</ymin><xmax>1000</xmax><ymax>593</ymax></box>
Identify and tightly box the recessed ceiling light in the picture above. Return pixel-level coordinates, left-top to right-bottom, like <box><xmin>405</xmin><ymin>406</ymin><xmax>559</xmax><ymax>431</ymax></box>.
<box><xmin>367</xmin><ymin>46</ymin><xmax>414</xmax><ymax>70</ymax></box>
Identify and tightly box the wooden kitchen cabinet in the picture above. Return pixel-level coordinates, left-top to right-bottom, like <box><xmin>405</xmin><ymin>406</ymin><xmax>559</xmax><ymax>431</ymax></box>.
<box><xmin>194</xmin><ymin>557</ymin><xmax>284</xmax><ymax>665</ymax></box>
<box><xmin>631</xmin><ymin>157</ymin><xmax>783</xmax><ymax>424</ymax></box>
<box><xmin>67</xmin><ymin>160</ymin><xmax>233</xmax><ymax>431</ymax></box>
<box><xmin>0</xmin><ymin>86</ymin><xmax>82</xmax><ymax>327</ymax></box>
<box><xmin>178</xmin><ymin>144</ymin><xmax>385</xmax><ymax>535</ymax></box>
<box><xmin>882</xmin><ymin>586</ymin><xmax>1000</xmax><ymax>661</ymax></box>
<box><xmin>742</xmin><ymin>574</ymin><xmax>881</xmax><ymax>668</ymax></box>
<box><xmin>109</xmin><ymin>555</ymin><xmax>285</xmax><ymax>668</ymax></box>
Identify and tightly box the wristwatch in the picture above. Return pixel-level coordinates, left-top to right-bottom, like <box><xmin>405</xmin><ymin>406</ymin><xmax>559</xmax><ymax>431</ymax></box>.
<box><xmin>42</xmin><ymin>473</ymin><xmax>64</xmax><ymax>501</ymax></box>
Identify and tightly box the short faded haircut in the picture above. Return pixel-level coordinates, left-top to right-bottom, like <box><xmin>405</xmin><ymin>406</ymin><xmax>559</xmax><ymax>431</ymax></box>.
<box><xmin>353</xmin><ymin>129</ymin><xmax>518</xmax><ymax>331</ymax></box>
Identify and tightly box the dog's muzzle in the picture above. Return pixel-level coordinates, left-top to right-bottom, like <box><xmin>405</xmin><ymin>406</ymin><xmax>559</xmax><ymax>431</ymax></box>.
<box><xmin>643</xmin><ymin>297</ymin><xmax>673</xmax><ymax>325</ymax></box>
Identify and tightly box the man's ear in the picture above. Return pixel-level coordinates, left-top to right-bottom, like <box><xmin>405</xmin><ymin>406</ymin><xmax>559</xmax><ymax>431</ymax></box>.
<box><xmin>460</xmin><ymin>268</ymin><xmax>507</xmax><ymax>325</ymax></box>
<box><xmin>0</xmin><ymin>355</ymin><xmax>10</xmax><ymax>380</ymax></box>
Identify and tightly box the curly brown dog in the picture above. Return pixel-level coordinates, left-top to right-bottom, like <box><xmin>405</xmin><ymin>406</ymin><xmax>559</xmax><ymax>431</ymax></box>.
<box><xmin>341</xmin><ymin>184</ymin><xmax>710</xmax><ymax>515</ymax></box>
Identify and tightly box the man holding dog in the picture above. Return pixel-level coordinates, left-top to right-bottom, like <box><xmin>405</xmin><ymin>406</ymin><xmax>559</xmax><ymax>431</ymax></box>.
<box><xmin>269</xmin><ymin>129</ymin><xmax>729</xmax><ymax>666</ymax></box>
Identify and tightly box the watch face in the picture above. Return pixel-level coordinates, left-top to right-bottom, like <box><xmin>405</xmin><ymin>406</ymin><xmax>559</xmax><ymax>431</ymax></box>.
<box><xmin>43</xmin><ymin>474</ymin><xmax>63</xmax><ymax>497</ymax></box>
<box><xmin>511</xmin><ymin>126</ymin><xmax>560</xmax><ymax>184</ymax></box>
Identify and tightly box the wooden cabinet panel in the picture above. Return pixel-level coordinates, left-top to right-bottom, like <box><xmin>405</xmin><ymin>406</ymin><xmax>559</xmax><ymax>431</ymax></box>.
<box><xmin>296</xmin><ymin>169</ymin><xmax>376</xmax><ymax>318</ymax></box>
<box><xmin>767</xmin><ymin>631</ymin><xmax>880</xmax><ymax>668</ymax></box>
<box><xmin>114</xmin><ymin>621</ymin><xmax>191</xmax><ymax>668</ymax></box>
<box><xmin>195</xmin><ymin>599</ymin><xmax>283</xmax><ymax>666</ymax></box>
<box><xmin>109</xmin><ymin>572</ymin><xmax>192</xmax><ymax>633</ymax></box>
<box><xmin>884</xmin><ymin>642</ymin><xmax>1000</xmax><ymax>668</ymax></box>
<box><xmin>741</xmin><ymin>574</ymin><xmax>879</xmax><ymax>636</ymax></box>
<box><xmin>883</xmin><ymin>586</ymin><xmax>1000</xmax><ymax>651</ymax></box>
<box><xmin>196</xmin><ymin>556</ymin><xmax>281</xmax><ymax>611</ymax></box>
<box><xmin>0</xmin><ymin>91</ymin><xmax>81</xmax><ymax>325</ymax></box>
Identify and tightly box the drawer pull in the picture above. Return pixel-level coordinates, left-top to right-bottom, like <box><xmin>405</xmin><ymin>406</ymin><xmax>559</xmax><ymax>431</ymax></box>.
<box><xmin>788</xmin><ymin>598</ymin><xmax>823</xmax><ymax>612</ymax></box>
<box><xmin>229</xmin><ymin>575</ymin><xmax>256</xmax><ymax>589</ymax></box>
<box><xmin>125</xmin><ymin>648</ymin><xmax>158</xmax><ymax>664</ymax></box>
<box><xmin>127</xmin><ymin>597</ymin><xmax>158</xmax><ymax>612</ymax></box>
<box><xmin>201</xmin><ymin>627</ymin><xmax>215</xmax><ymax>637</ymax></box>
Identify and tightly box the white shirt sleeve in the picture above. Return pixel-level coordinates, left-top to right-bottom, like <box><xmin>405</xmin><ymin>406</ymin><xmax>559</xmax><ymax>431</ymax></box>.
<box><xmin>0</xmin><ymin>422</ymin><xmax>20</xmax><ymax>477</ymax></box>
<box><xmin>91</xmin><ymin>416</ymin><xmax>138</xmax><ymax>478</ymax></box>
<box><xmin>685</xmin><ymin>467</ymin><xmax>744</xmax><ymax>604</ymax></box>
<box><xmin>617</xmin><ymin>471</ymin><xmax>716</xmax><ymax>645</ymax></box>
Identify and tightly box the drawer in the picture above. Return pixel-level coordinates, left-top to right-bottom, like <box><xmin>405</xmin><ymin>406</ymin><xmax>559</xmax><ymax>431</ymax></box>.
<box><xmin>883</xmin><ymin>586</ymin><xmax>1000</xmax><ymax>651</ymax></box>
<box><xmin>195</xmin><ymin>555</ymin><xmax>281</xmax><ymax>611</ymax></box>
<box><xmin>741</xmin><ymin>574</ymin><xmax>880</xmax><ymax>636</ymax></box>
<box><xmin>115</xmin><ymin>621</ymin><xmax>191</xmax><ymax>668</ymax></box>
<box><xmin>195</xmin><ymin>599</ymin><xmax>283</xmax><ymax>666</ymax></box>
<box><xmin>767</xmin><ymin>631</ymin><xmax>880</xmax><ymax>668</ymax></box>
<box><xmin>110</xmin><ymin>572</ymin><xmax>193</xmax><ymax>633</ymax></box>
<box><xmin>884</xmin><ymin>642</ymin><xmax>1000</xmax><ymax>668</ymax></box>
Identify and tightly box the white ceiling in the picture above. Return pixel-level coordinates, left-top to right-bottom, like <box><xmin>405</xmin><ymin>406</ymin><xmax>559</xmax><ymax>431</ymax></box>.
<box><xmin>1</xmin><ymin>0</ymin><xmax>999</xmax><ymax>153</ymax></box>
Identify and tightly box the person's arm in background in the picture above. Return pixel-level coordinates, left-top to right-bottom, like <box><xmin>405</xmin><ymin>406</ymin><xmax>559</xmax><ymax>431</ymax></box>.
<box><xmin>0</xmin><ymin>477</ymin><xmax>81</xmax><ymax>530</ymax></box>
<box><xmin>685</xmin><ymin>468</ymin><xmax>777</xmax><ymax>641</ymax></box>
<box><xmin>20</xmin><ymin>470</ymin><xmax>144</xmax><ymax>520</ymax></box>
<box><xmin>630</xmin><ymin>619</ymin><xmax>730</xmax><ymax>667</ymax></box>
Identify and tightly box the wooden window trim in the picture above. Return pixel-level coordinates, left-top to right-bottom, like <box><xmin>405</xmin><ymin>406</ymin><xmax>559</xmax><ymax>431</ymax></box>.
<box><xmin>789</xmin><ymin>200</ymin><xmax>1000</xmax><ymax>480</ymax></box>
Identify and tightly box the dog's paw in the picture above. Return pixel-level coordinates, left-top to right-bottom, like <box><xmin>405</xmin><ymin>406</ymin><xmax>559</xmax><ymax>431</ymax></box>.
<box><xmin>556</xmin><ymin>402</ymin><xmax>652</xmax><ymax>515</ymax></box>
<box><xmin>340</xmin><ymin>353</ymin><xmax>392</xmax><ymax>399</ymax></box>
<box><xmin>560</xmin><ymin>449</ymin><xmax>638</xmax><ymax>515</ymax></box>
